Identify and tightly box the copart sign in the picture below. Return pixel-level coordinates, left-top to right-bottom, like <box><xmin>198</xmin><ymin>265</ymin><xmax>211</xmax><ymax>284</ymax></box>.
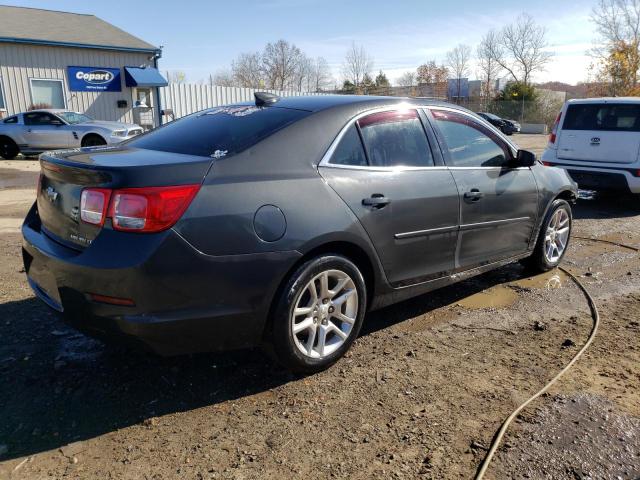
<box><xmin>67</xmin><ymin>66</ymin><xmax>121</xmax><ymax>92</ymax></box>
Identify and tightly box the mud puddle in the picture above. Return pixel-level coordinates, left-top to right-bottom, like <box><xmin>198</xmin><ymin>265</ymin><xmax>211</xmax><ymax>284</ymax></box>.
<box><xmin>455</xmin><ymin>269</ymin><xmax>567</xmax><ymax>310</ymax></box>
<box><xmin>494</xmin><ymin>393</ymin><xmax>640</xmax><ymax>479</ymax></box>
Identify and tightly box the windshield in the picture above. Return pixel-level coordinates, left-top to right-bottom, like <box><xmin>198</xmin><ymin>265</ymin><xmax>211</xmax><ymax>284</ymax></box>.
<box><xmin>128</xmin><ymin>105</ymin><xmax>310</xmax><ymax>157</ymax></box>
<box><xmin>56</xmin><ymin>112</ymin><xmax>93</xmax><ymax>124</ymax></box>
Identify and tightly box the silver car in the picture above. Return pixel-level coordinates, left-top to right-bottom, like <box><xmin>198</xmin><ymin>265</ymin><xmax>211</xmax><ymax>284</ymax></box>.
<box><xmin>0</xmin><ymin>109</ymin><xmax>143</xmax><ymax>159</ymax></box>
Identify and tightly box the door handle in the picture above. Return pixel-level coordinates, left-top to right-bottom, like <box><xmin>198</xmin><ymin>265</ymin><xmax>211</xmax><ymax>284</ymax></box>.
<box><xmin>362</xmin><ymin>194</ymin><xmax>391</xmax><ymax>209</ymax></box>
<box><xmin>464</xmin><ymin>189</ymin><xmax>484</xmax><ymax>202</ymax></box>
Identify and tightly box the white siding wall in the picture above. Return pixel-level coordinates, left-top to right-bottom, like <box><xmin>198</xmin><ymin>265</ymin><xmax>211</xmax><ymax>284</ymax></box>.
<box><xmin>0</xmin><ymin>43</ymin><xmax>152</xmax><ymax>122</ymax></box>
<box><xmin>159</xmin><ymin>83</ymin><xmax>323</xmax><ymax>119</ymax></box>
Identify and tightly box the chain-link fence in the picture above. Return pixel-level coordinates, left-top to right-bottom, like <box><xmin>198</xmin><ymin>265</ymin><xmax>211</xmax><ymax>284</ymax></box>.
<box><xmin>328</xmin><ymin>84</ymin><xmax>563</xmax><ymax>130</ymax></box>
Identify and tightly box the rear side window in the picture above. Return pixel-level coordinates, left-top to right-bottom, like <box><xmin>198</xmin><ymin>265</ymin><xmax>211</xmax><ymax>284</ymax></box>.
<box><xmin>563</xmin><ymin>103</ymin><xmax>640</xmax><ymax>132</ymax></box>
<box><xmin>128</xmin><ymin>105</ymin><xmax>310</xmax><ymax>157</ymax></box>
<box><xmin>330</xmin><ymin>125</ymin><xmax>367</xmax><ymax>166</ymax></box>
<box><xmin>3</xmin><ymin>116</ymin><xmax>17</xmax><ymax>124</ymax></box>
<box><xmin>357</xmin><ymin>110</ymin><xmax>434</xmax><ymax>167</ymax></box>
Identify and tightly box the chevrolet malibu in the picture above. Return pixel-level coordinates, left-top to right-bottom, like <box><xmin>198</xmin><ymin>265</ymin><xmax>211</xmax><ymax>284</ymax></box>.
<box><xmin>22</xmin><ymin>94</ymin><xmax>577</xmax><ymax>373</ymax></box>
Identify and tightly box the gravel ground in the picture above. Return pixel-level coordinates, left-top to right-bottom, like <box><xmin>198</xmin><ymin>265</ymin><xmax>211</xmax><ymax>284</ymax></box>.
<box><xmin>0</xmin><ymin>136</ymin><xmax>638</xmax><ymax>479</ymax></box>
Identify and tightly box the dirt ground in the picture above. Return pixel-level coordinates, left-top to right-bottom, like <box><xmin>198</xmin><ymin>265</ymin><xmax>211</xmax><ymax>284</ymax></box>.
<box><xmin>0</xmin><ymin>135</ymin><xmax>639</xmax><ymax>480</ymax></box>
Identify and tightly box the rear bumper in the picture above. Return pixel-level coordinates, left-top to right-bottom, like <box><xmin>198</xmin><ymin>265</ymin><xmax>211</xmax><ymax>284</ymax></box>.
<box><xmin>540</xmin><ymin>154</ymin><xmax>640</xmax><ymax>193</ymax></box>
<box><xmin>21</xmin><ymin>204</ymin><xmax>301</xmax><ymax>355</ymax></box>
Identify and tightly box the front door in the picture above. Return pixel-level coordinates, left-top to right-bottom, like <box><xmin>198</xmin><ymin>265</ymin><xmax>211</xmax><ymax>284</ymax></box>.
<box><xmin>428</xmin><ymin>108</ymin><xmax>539</xmax><ymax>270</ymax></box>
<box><xmin>319</xmin><ymin>109</ymin><xmax>460</xmax><ymax>287</ymax></box>
<box><xmin>23</xmin><ymin>111</ymin><xmax>71</xmax><ymax>150</ymax></box>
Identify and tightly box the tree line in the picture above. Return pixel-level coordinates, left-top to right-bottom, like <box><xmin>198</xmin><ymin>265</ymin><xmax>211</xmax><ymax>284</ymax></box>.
<box><xmin>165</xmin><ymin>3</ymin><xmax>640</xmax><ymax>99</ymax></box>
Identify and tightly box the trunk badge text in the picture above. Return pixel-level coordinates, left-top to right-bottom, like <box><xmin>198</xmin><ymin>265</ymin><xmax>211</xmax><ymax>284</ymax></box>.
<box><xmin>45</xmin><ymin>187</ymin><xmax>59</xmax><ymax>203</ymax></box>
<box><xmin>590</xmin><ymin>137</ymin><xmax>601</xmax><ymax>145</ymax></box>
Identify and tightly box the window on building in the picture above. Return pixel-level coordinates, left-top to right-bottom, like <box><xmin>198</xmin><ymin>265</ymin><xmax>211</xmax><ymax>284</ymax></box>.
<box><xmin>357</xmin><ymin>110</ymin><xmax>434</xmax><ymax>167</ymax></box>
<box><xmin>431</xmin><ymin>109</ymin><xmax>511</xmax><ymax>168</ymax></box>
<box><xmin>30</xmin><ymin>79</ymin><xmax>65</xmax><ymax>109</ymax></box>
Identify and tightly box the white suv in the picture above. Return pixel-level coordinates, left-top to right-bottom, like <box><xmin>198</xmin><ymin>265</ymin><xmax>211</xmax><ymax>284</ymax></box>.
<box><xmin>541</xmin><ymin>98</ymin><xmax>640</xmax><ymax>196</ymax></box>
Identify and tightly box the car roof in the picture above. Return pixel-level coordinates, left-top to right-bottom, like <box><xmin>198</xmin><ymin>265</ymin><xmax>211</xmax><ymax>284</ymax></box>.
<box><xmin>21</xmin><ymin>109</ymin><xmax>77</xmax><ymax>114</ymax></box>
<box><xmin>228</xmin><ymin>94</ymin><xmax>455</xmax><ymax>113</ymax></box>
<box><xmin>567</xmin><ymin>97</ymin><xmax>640</xmax><ymax>104</ymax></box>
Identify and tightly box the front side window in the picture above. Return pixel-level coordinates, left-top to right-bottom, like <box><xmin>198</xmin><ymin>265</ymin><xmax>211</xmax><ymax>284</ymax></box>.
<box><xmin>24</xmin><ymin>112</ymin><xmax>60</xmax><ymax>126</ymax></box>
<box><xmin>431</xmin><ymin>109</ymin><xmax>511</xmax><ymax>168</ymax></box>
<box><xmin>357</xmin><ymin>110</ymin><xmax>434</xmax><ymax>167</ymax></box>
<box><xmin>128</xmin><ymin>105</ymin><xmax>310</xmax><ymax>157</ymax></box>
<box><xmin>30</xmin><ymin>79</ymin><xmax>65</xmax><ymax>109</ymax></box>
<box><xmin>563</xmin><ymin>103</ymin><xmax>640</xmax><ymax>132</ymax></box>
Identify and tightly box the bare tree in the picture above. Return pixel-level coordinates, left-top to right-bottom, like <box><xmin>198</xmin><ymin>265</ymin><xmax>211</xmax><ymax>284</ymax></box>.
<box><xmin>397</xmin><ymin>71</ymin><xmax>416</xmax><ymax>87</ymax></box>
<box><xmin>293</xmin><ymin>54</ymin><xmax>313</xmax><ymax>92</ymax></box>
<box><xmin>477</xmin><ymin>30</ymin><xmax>503</xmax><ymax>104</ymax></box>
<box><xmin>262</xmin><ymin>39</ymin><xmax>303</xmax><ymax>90</ymax></box>
<box><xmin>232</xmin><ymin>52</ymin><xmax>263</xmax><ymax>88</ymax></box>
<box><xmin>446</xmin><ymin>44</ymin><xmax>472</xmax><ymax>100</ymax></box>
<box><xmin>166</xmin><ymin>70</ymin><xmax>187</xmax><ymax>84</ymax></box>
<box><xmin>210</xmin><ymin>70</ymin><xmax>234</xmax><ymax>87</ymax></box>
<box><xmin>307</xmin><ymin>57</ymin><xmax>334</xmax><ymax>92</ymax></box>
<box><xmin>493</xmin><ymin>13</ymin><xmax>553</xmax><ymax>85</ymax></box>
<box><xmin>342</xmin><ymin>42</ymin><xmax>374</xmax><ymax>87</ymax></box>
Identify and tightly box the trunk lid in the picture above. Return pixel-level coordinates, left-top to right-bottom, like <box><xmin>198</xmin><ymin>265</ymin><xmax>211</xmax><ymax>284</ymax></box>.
<box><xmin>37</xmin><ymin>147</ymin><xmax>212</xmax><ymax>249</ymax></box>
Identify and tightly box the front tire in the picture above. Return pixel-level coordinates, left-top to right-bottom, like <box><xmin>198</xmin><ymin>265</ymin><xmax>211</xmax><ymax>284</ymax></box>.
<box><xmin>0</xmin><ymin>136</ymin><xmax>19</xmax><ymax>160</ymax></box>
<box><xmin>271</xmin><ymin>254</ymin><xmax>367</xmax><ymax>374</ymax></box>
<box><xmin>522</xmin><ymin>199</ymin><xmax>572</xmax><ymax>272</ymax></box>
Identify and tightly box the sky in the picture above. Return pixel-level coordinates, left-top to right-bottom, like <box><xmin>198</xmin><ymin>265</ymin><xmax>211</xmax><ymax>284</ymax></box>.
<box><xmin>8</xmin><ymin>0</ymin><xmax>597</xmax><ymax>86</ymax></box>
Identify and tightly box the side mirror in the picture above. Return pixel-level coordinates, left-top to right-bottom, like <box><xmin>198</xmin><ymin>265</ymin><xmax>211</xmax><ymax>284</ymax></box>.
<box><xmin>516</xmin><ymin>149</ymin><xmax>537</xmax><ymax>167</ymax></box>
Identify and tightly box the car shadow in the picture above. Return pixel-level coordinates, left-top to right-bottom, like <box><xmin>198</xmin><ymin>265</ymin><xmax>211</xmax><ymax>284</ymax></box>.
<box><xmin>0</xmin><ymin>262</ymin><xmax>527</xmax><ymax>461</ymax></box>
<box><xmin>572</xmin><ymin>191</ymin><xmax>639</xmax><ymax>220</ymax></box>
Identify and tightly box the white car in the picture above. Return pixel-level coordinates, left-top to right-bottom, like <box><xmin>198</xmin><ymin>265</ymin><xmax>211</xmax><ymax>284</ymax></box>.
<box><xmin>0</xmin><ymin>109</ymin><xmax>143</xmax><ymax>159</ymax></box>
<box><xmin>542</xmin><ymin>98</ymin><xmax>640</xmax><ymax>197</ymax></box>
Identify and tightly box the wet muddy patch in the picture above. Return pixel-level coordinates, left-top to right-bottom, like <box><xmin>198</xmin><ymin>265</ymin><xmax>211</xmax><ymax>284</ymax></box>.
<box><xmin>493</xmin><ymin>393</ymin><xmax>640</xmax><ymax>479</ymax></box>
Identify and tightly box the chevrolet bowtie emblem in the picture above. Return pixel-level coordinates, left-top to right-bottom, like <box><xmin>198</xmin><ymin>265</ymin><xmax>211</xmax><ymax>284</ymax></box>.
<box><xmin>45</xmin><ymin>186</ymin><xmax>59</xmax><ymax>203</ymax></box>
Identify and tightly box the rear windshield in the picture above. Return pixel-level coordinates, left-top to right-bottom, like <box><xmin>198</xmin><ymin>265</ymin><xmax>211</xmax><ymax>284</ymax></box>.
<box><xmin>128</xmin><ymin>105</ymin><xmax>310</xmax><ymax>157</ymax></box>
<box><xmin>563</xmin><ymin>103</ymin><xmax>640</xmax><ymax>132</ymax></box>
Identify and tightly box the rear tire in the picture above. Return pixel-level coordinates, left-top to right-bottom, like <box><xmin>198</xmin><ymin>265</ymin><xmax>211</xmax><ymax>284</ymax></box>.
<box><xmin>81</xmin><ymin>134</ymin><xmax>107</xmax><ymax>147</ymax></box>
<box><xmin>0</xmin><ymin>136</ymin><xmax>19</xmax><ymax>160</ymax></box>
<box><xmin>521</xmin><ymin>199</ymin><xmax>572</xmax><ymax>273</ymax></box>
<box><xmin>270</xmin><ymin>254</ymin><xmax>367</xmax><ymax>374</ymax></box>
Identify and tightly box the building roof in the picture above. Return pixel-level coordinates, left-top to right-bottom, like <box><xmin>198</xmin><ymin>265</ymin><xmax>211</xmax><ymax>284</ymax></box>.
<box><xmin>0</xmin><ymin>5</ymin><xmax>158</xmax><ymax>53</ymax></box>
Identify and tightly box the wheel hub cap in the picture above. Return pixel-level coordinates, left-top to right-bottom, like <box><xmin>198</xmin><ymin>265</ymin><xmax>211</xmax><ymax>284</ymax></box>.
<box><xmin>291</xmin><ymin>269</ymin><xmax>358</xmax><ymax>359</ymax></box>
<box><xmin>543</xmin><ymin>208</ymin><xmax>570</xmax><ymax>263</ymax></box>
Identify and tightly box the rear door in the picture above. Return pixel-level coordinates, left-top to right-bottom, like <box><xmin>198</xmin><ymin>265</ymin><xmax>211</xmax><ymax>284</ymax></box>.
<box><xmin>319</xmin><ymin>109</ymin><xmax>460</xmax><ymax>287</ymax></box>
<box><xmin>428</xmin><ymin>108</ymin><xmax>538</xmax><ymax>270</ymax></box>
<box><xmin>557</xmin><ymin>102</ymin><xmax>640</xmax><ymax>163</ymax></box>
<box><xmin>23</xmin><ymin>112</ymin><xmax>71</xmax><ymax>150</ymax></box>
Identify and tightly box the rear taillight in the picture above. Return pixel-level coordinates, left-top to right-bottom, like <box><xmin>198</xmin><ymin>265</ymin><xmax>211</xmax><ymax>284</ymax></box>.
<box><xmin>80</xmin><ymin>184</ymin><xmax>200</xmax><ymax>233</ymax></box>
<box><xmin>542</xmin><ymin>161</ymin><xmax>552</xmax><ymax>167</ymax></box>
<box><xmin>549</xmin><ymin>111</ymin><xmax>562</xmax><ymax>144</ymax></box>
<box><xmin>80</xmin><ymin>188</ymin><xmax>112</xmax><ymax>226</ymax></box>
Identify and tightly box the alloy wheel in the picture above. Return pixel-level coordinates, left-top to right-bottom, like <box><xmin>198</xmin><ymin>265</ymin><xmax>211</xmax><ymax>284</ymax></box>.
<box><xmin>544</xmin><ymin>208</ymin><xmax>570</xmax><ymax>263</ymax></box>
<box><xmin>291</xmin><ymin>269</ymin><xmax>358</xmax><ymax>359</ymax></box>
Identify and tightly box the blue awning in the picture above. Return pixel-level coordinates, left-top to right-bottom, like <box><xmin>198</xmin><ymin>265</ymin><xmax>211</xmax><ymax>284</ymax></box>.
<box><xmin>124</xmin><ymin>67</ymin><xmax>168</xmax><ymax>87</ymax></box>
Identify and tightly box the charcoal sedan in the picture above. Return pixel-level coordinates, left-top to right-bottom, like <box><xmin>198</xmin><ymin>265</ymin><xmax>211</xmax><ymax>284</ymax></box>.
<box><xmin>22</xmin><ymin>94</ymin><xmax>577</xmax><ymax>372</ymax></box>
